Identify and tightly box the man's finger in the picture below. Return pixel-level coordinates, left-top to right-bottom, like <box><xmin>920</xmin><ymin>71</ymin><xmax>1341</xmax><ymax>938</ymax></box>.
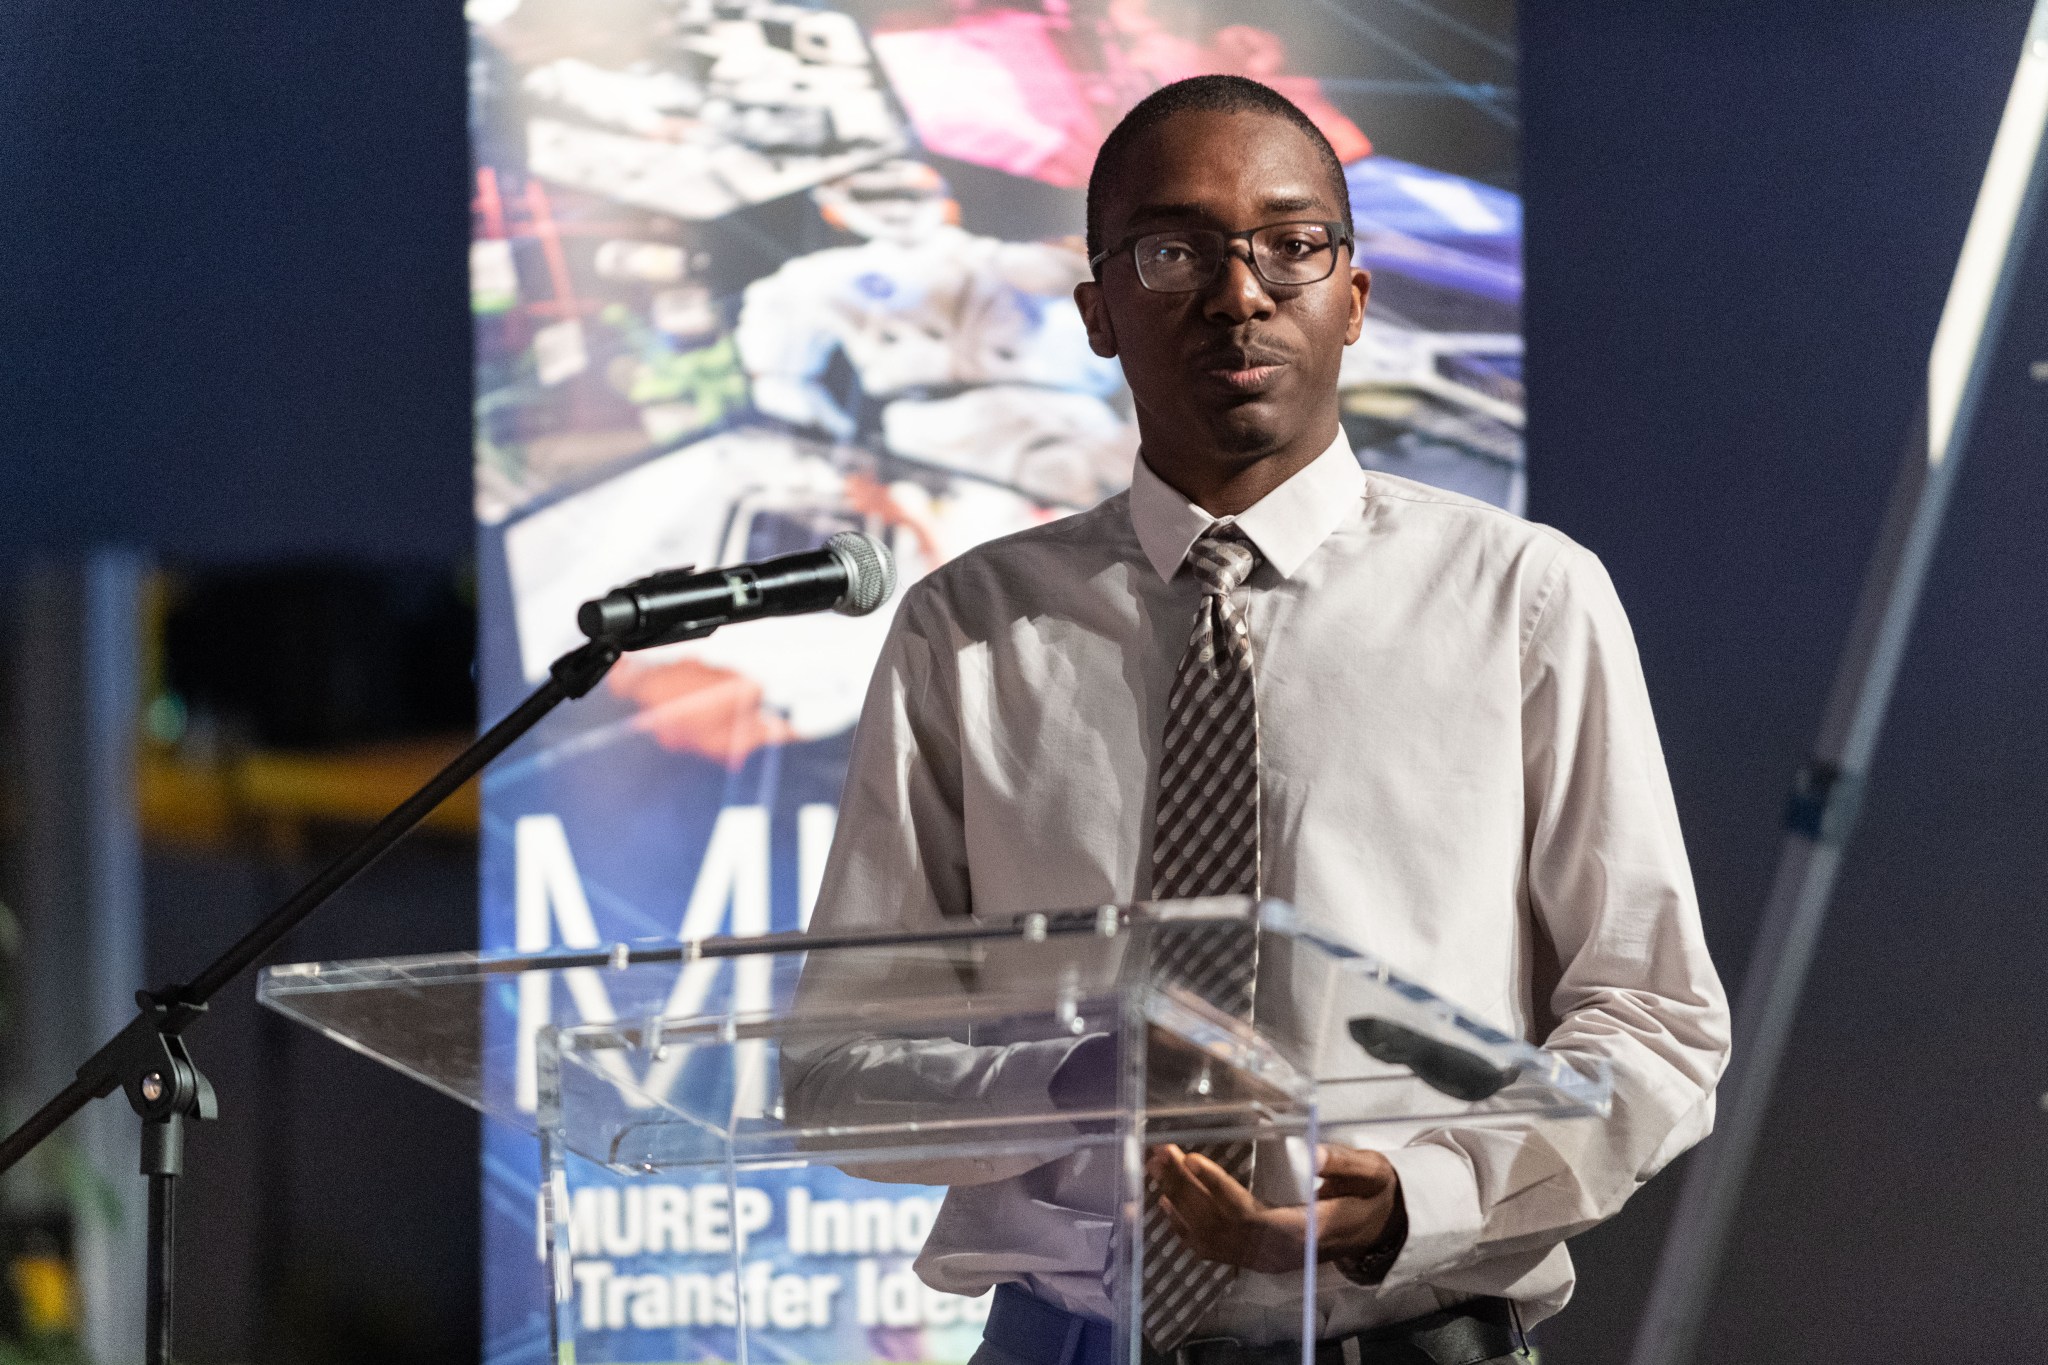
<box><xmin>1157</xmin><ymin>1192</ymin><xmax>1186</xmax><ymax>1238</ymax></box>
<box><xmin>1150</xmin><ymin>1145</ymin><xmax>1191</xmax><ymax>1185</ymax></box>
<box><xmin>1179</xmin><ymin>1148</ymin><xmax>1239</xmax><ymax>1189</ymax></box>
<box><xmin>1151</xmin><ymin>1149</ymin><xmax>1212</xmax><ymax>1212</ymax></box>
<box><xmin>1146</xmin><ymin>1144</ymin><xmax>1186</xmax><ymax>1179</ymax></box>
<box><xmin>1317</xmin><ymin>1144</ymin><xmax>1391</xmax><ymax>1179</ymax></box>
<box><xmin>1315</xmin><ymin>1144</ymin><xmax>1396</xmax><ymax>1199</ymax></box>
<box><xmin>1320</xmin><ymin>1168</ymin><xmax>1394</xmax><ymax>1200</ymax></box>
<box><xmin>1180</xmin><ymin>1149</ymin><xmax>1261</xmax><ymax>1212</ymax></box>
<box><xmin>1159</xmin><ymin>1193</ymin><xmax>1225</xmax><ymax>1259</ymax></box>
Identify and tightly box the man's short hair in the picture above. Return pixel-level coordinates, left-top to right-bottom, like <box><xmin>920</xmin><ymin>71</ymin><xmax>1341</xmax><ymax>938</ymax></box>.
<box><xmin>1085</xmin><ymin>74</ymin><xmax>1355</xmax><ymax>264</ymax></box>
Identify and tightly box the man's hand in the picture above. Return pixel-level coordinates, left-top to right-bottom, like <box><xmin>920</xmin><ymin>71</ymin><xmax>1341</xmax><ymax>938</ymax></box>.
<box><xmin>1146</xmin><ymin>1143</ymin><xmax>1404</xmax><ymax>1274</ymax></box>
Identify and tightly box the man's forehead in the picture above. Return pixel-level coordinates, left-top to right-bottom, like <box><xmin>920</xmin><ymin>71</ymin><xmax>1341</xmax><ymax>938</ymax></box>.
<box><xmin>1100</xmin><ymin>111</ymin><xmax>1340</xmax><ymax>233</ymax></box>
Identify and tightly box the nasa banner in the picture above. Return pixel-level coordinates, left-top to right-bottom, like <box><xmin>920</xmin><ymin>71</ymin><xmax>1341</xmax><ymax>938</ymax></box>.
<box><xmin>469</xmin><ymin>2</ymin><xmax>1520</xmax><ymax>1360</ymax></box>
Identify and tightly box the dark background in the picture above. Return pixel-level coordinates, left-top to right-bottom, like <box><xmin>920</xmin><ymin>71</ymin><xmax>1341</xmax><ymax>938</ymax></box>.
<box><xmin>5</xmin><ymin>0</ymin><xmax>2047</xmax><ymax>1360</ymax></box>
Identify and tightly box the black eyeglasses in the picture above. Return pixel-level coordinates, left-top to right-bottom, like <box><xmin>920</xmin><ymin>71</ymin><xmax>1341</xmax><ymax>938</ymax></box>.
<box><xmin>1089</xmin><ymin>220</ymin><xmax>1354</xmax><ymax>292</ymax></box>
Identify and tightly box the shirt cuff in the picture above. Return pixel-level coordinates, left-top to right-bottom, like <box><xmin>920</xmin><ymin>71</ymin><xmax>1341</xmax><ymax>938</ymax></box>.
<box><xmin>1375</xmin><ymin>1142</ymin><xmax>1483</xmax><ymax>1287</ymax></box>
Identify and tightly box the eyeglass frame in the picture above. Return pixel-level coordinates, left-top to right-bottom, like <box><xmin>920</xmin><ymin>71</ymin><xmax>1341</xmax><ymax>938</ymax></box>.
<box><xmin>1087</xmin><ymin>219</ymin><xmax>1357</xmax><ymax>292</ymax></box>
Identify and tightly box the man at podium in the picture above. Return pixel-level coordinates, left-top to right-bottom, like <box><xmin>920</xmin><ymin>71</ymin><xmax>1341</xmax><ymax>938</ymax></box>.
<box><xmin>804</xmin><ymin>75</ymin><xmax>1730</xmax><ymax>1365</ymax></box>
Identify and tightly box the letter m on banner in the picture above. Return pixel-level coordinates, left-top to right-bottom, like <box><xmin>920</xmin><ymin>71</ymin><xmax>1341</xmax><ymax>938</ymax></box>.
<box><xmin>513</xmin><ymin>808</ymin><xmax>788</xmax><ymax>1115</ymax></box>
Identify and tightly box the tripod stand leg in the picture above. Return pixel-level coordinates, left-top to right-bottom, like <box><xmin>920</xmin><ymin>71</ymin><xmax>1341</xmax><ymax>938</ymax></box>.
<box><xmin>142</xmin><ymin>1113</ymin><xmax>183</xmax><ymax>1365</ymax></box>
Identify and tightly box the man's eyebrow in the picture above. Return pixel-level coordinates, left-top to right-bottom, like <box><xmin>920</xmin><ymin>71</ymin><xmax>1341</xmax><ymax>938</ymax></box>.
<box><xmin>1120</xmin><ymin>192</ymin><xmax>1334</xmax><ymax>230</ymax></box>
<box><xmin>1261</xmin><ymin>192</ymin><xmax>1325</xmax><ymax>215</ymax></box>
<box><xmin>1121</xmin><ymin>201</ymin><xmax>1218</xmax><ymax>228</ymax></box>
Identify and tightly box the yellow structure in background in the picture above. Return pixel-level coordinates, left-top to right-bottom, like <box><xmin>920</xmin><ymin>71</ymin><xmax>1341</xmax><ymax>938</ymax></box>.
<box><xmin>138</xmin><ymin>737</ymin><xmax>480</xmax><ymax>850</ymax></box>
<box><xmin>134</xmin><ymin>569</ymin><xmax>479</xmax><ymax>851</ymax></box>
<box><xmin>8</xmin><ymin>1252</ymin><xmax>76</xmax><ymax>1335</ymax></box>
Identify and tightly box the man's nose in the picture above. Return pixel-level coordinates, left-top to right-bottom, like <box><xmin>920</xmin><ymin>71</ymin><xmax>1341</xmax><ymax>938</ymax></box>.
<box><xmin>1201</xmin><ymin>247</ymin><xmax>1275</xmax><ymax>326</ymax></box>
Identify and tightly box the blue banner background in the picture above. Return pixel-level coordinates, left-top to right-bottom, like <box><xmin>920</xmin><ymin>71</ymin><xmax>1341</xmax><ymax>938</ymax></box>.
<box><xmin>471</xmin><ymin>3</ymin><xmax>1519</xmax><ymax>1358</ymax></box>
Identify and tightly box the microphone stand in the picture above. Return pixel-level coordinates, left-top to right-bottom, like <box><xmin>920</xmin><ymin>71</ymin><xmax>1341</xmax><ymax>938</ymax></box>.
<box><xmin>0</xmin><ymin>638</ymin><xmax>621</xmax><ymax>1365</ymax></box>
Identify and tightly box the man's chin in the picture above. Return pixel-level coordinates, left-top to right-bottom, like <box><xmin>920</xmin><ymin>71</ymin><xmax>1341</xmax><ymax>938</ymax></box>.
<box><xmin>1202</xmin><ymin>399</ymin><xmax>1298</xmax><ymax>458</ymax></box>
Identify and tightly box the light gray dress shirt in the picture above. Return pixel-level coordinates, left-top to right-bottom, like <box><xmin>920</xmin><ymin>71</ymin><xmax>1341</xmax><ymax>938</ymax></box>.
<box><xmin>802</xmin><ymin>431</ymin><xmax>1731</xmax><ymax>1339</ymax></box>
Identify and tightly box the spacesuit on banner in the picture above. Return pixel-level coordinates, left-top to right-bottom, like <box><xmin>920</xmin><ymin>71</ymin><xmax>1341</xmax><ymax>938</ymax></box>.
<box><xmin>737</xmin><ymin>160</ymin><xmax>1137</xmax><ymax>510</ymax></box>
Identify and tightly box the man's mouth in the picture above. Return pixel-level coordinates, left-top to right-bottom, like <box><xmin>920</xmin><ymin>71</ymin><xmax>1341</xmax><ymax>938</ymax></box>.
<box><xmin>1205</xmin><ymin>363</ymin><xmax>1283</xmax><ymax>391</ymax></box>
<box><xmin>1194</xmin><ymin>347</ymin><xmax>1290</xmax><ymax>394</ymax></box>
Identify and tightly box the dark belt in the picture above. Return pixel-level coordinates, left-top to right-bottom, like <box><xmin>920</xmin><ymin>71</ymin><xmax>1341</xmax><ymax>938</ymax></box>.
<box><xmin>983</xmin><ymin>1284</ymin><xmax>1523</xmax><ymax>1365</ymax></box>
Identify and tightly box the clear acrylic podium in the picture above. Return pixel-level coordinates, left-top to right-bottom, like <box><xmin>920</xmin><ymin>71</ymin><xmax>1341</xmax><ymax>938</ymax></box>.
<box><xmin>259</xmin><ymin>898</ymin><xmax>1608</xmax><ymax>1365</ymax></box>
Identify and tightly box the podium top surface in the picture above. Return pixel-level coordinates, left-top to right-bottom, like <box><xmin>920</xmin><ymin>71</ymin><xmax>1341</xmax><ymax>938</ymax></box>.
<box><xmin>259</xmin><ymin>899</ymin><xmax>1608</xmax><ymax>1174</ymax></box>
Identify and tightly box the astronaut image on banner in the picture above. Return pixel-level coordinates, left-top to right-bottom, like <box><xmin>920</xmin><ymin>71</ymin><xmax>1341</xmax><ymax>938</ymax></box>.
<box><xmin>738</xmin><ymin>158</ymin><xmax>1136</xmax><ymax>512</ymax></box>
<box><xmin>501</xmin><ymin>155</ymin><xmax>1116</xmax><ymax>770</ymax></box>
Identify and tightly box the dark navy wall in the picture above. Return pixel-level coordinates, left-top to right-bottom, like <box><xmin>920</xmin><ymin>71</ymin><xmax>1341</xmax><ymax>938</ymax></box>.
<box><xmin>4</xmin><ymin>1</ymin><xmax>2046</xmax><ymax>1360</ymax></box>
<box><xmin>1522</xmin><ymin>4</ymin><xmax>2048</xmax><ymax>1361</ymax></box>
<box><xmin>2</xmin><ymin>0</ymin><xmax>472</xmax><ymax>564</ymax></box>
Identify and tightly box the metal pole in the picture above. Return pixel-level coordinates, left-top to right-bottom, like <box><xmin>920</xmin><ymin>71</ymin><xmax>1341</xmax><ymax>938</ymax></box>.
<box><xmin>1628</xmin><ymin>8</ymin><xmax>2048</xmax><ymax>1364</ymax></box>
<box><xmin>84</xmin><ymin>553</ymin><xmax>151</xmax><ymax>1364</ymax></box>
<box><xmin>144</xmin><ymin>1174</ymin><xmax>173</xmax><ymax>1365</ymax></box>
<box><xmin>142</xmin><ymin>1112</ymin><xmax>183</xmax><ymax>1365</ymax></box>
<box><xmin>10</xmin><ymin>553</ymin><xmax>153</xmax><ymax>1359</ymax></box>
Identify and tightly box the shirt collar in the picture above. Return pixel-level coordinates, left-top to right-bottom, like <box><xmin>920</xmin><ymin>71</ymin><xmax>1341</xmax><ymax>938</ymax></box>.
<box><xmin>1128</xmin><ymin>428</ymin><xmax>1364</xmax><ymax>584</ymax></box>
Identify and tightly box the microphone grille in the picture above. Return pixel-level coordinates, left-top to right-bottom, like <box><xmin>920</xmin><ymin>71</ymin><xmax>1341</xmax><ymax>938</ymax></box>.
<box><xmin>827</xmin><ymin>531</ymin><xmax>896</xmax><ymax>617</ymax></box>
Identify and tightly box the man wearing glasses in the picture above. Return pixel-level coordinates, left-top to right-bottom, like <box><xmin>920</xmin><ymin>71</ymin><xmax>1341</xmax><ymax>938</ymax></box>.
<box><xmin>808</xmin><ymin>75</ymin><xmax>1728</xmax><ymax>1365</ymax></box>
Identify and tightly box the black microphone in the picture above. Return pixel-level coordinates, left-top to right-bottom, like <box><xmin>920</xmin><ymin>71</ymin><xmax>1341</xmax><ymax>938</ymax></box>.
<box><xmin>577</xmin><ymin>531</ymin><xmax>896</xmax><ymax>650</ymax></box>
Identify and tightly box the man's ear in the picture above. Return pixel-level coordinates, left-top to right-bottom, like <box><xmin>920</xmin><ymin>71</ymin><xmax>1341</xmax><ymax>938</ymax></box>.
<box><xmin>1075</xmin><ymin>279</ymin><xmax>1118</xmax><ymax>358</ymax></box>
<box><xmin>1344</xmin><ymin>267</ymin><xmax>1371</xmax><ymax>347</ymax></box>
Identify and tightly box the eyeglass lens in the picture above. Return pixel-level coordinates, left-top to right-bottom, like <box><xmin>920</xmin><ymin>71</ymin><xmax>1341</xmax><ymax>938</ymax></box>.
<box><xmin>1133</xmin><ymin>222</ymin><xmax>1339</xmax><ymax>292</ymax></box>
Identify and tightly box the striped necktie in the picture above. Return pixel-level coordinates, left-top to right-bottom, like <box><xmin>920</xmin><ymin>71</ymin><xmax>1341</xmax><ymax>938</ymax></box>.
<box><xmin>1142</xmin><ymin>522</ymin><xmax>1262</xmax><ymax>1349</ymax></box>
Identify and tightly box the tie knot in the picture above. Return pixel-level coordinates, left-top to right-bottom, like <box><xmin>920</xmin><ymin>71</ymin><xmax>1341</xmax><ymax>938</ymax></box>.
<box><xmin>1187</xmin><ymin>524</ymin><xmax>1259</xmax><ymax>596</ymax></box>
